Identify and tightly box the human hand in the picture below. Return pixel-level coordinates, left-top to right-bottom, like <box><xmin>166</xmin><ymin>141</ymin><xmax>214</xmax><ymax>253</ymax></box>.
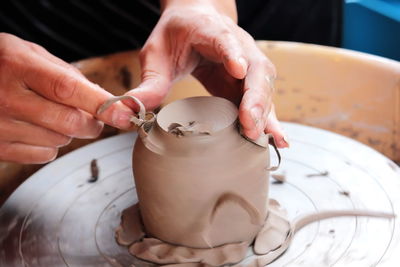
<box><xmin>124</xmin><ymin>0</ymin><xmax>289</xmax><ymax>148</ymax></box>
<box><xmin>0</xmin><ymin>33</ymin><xmax>133</xmax><ymax>164</ymax></box>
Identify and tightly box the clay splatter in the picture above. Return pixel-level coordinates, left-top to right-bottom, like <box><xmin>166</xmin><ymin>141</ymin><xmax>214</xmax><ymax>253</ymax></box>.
<box><xmin>271</xmin><ymin>174</ymin><xmax>286</xmax><ymax>184</ymax></box>
<box><xmin>306</xmin><ymin>171</ymin><xmax>329</xmax><ymax>178</ymax></box>
<box><xmin>339</xmin><ymin>190</ymin><xmax>350</xmax><ymax>197</ymax></box>
<box><xmin>88</xmin><ymin>159</ymin><xmax>99</xmax><ymax>183</ymax></box>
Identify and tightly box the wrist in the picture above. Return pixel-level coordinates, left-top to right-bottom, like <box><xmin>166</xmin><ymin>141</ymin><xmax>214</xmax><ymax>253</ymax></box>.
<box><xmin>160</xmin><ymin>0</ymin><xmax>238</xmax><ymax>23</ymax></box>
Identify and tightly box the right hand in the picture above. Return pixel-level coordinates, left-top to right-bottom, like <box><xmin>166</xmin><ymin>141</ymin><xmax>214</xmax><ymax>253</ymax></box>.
<box><xmin>124</xmin><ymin>1</ymin><xmax>289</xmax><ymax>148</ymax></box>
<box><xmin>0</xmin><ymin>33</ymin><xmax>133</xmax><ymax>164</ymax></box>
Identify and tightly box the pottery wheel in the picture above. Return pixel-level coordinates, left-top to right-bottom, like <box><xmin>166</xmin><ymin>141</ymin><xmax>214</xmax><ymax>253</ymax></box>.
<box><xmin>0</xmin><ymin>122</ymin><xmax>399</xmax><ymax>267</ymax></box>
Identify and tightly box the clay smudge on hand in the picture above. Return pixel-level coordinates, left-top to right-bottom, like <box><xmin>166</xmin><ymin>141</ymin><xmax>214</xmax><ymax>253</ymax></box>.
<box><xmin>88</xmin><ymin>159</ymin><xmax>99</xmax><ymax>183</ymax></box>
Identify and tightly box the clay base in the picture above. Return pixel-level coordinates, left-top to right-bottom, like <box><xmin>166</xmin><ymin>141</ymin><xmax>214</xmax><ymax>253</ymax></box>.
<box><xmin>115</xmin><ymin>198</ymin><xmax>394</xmax><ymax>266</ymax></box>
<box><xmin>115</xmin><ymin>199</ymin><xmax>292</xmax><ymax>266</ymax></box>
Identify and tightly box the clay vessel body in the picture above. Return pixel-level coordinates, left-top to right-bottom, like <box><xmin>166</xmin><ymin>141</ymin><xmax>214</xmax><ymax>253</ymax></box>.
<box><xmin>132</xmin><ymin>96</ymin><xmax>271</xmax><ymax>248</ymax></box>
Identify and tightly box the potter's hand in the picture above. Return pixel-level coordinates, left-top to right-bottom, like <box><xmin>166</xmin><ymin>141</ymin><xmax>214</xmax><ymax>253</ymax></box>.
<box><xmin>0</xmin><ymin>33</ymin><xmax>133</xmax><ymax>164</ymax></box>
<box><xmin>125</xmin><ymin>0</ymin><xmax>289</xmax><ymax>148</ymax></box>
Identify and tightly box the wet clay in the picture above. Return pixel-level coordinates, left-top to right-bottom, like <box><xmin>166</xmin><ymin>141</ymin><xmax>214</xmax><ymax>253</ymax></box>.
<box><xmin>131</xmin><ymin>97</ymin><xmax>273</xmax><ymax>248</ymax></box>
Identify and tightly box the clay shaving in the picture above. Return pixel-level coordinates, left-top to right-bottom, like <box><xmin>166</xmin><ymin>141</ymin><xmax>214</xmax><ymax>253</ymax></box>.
<box><xmin>306</xmin><ymin>171</ymin><xmax>329</xmax><ymax>178</ymax></box>
<box><xmin>168</xmin><ymin>121</ymin><xmax>212</xmax><ymax>137</ymax></box>
<box><xmin>88</xmin><ymin>159</ymin><xmax>99</xmax><ymax>183</ymax></box>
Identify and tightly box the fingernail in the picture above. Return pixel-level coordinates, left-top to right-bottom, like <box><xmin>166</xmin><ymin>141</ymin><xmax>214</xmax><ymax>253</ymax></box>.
<box><xmin>250</xmin><ymin>106</ymin><xmax>263</xmax><ymax>127</ymax></box>
<box><xmin>282</xmin><ymin>134</ymin><xmax>290</xmax><ymax>148</ymax></box>
<box><xmin>57</xmin><ymin>137</ymin><xmax>73</xmax><ymax>147</ymax></box>
<box><xmin>238</xmin><ymin>57</ymin><xmax>248</xmax><ymax>72</ymax></box>
<box><xmin>93</xmin><ymin>121</ymin><xmax>104</xmax><ymax>137</ymax></box>
<box><xmin>79</xmin><ymin>121</ymin><xmax>104</xmax><ymax>139</ymax></box>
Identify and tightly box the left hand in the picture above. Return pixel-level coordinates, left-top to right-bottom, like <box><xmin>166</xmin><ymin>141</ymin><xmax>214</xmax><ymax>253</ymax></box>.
<box><xmin>123</xmin><ymin>0</ymin><xmax>289</xmax><ymax>148</ymax></box>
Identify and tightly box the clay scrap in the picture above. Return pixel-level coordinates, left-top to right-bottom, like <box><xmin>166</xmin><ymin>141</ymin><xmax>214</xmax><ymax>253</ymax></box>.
<box><xmin>88</xmin><ymin>159</ymin><xmax>99</xmax><ymax>183</ymax></box>
<box><xmin>168</xmin><ymin>121</ymin><xmax>212</xmax><ymax>137</ymax></box>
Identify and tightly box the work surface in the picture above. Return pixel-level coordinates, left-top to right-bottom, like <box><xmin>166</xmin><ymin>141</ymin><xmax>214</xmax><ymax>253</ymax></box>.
<box><xmin>0</xmin><ymin>122</ymin><xmax>399</xmax><ymax>266</ymax></box>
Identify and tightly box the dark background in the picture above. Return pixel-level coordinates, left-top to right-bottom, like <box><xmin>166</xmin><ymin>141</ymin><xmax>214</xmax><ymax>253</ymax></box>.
<box><xmin>0</xmin><ymin>0</ymin><xmax>342</xmax><ymax>62</ymax></box>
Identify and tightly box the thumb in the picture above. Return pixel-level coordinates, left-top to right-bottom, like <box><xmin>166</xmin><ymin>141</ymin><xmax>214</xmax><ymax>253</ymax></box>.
<box><xmin>124</xmin><ymin>44</ymin><xmax>173</xmax><ymax>111</ymax></box>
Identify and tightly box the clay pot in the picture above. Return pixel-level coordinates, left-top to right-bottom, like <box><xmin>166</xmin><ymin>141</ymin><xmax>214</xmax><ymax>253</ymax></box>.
<box><xmin>131</xmin><ymin>96</ymin><xmax>279</xmax><ymax>248</ymax></box>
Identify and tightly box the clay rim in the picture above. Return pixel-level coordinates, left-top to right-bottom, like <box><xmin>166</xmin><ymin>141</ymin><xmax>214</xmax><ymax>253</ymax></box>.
<box><xmin>155</xmin><ymin>96</ymin><xmax>239</xmax><ymax>136</ymax></box>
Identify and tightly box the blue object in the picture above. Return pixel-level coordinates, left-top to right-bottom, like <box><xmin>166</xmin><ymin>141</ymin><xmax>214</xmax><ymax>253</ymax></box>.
<box><xmin>342</xmin><ymin>0</ymin><xmax>400</xmax><ymax>61</ymax></box>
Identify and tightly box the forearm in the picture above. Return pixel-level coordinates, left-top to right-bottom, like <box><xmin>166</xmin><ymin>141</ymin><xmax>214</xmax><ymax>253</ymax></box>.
<box><xmin>160</xmin><ymin>0</ymin><xmax>238</xmax><ymax>23</ymax></box>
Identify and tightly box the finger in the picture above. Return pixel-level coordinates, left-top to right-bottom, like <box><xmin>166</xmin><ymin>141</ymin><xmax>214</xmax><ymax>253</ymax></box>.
<box><xmin>211</xmin><ymin>32</ymin><xmax>247</xmax><ymax>79</ymax></box>
<box><xmin>0</xmin><ymin>115</ymin><xmax>72</xmax><ymax>147</ymax></box>
<box><xmin>5</xmin><ymin>88</ymin><xmax>104</xmax><ymax>138</ymax></box>
<box><xmin>239</xmin><ymin>56</ymin><xmax>276</xmax><ymax>140</ymax></box>
<box><xmin>124</xmin><ymin>42</ymin><xmax>172</xmax><ymax>111</ymax></box>
<box><xmin>21</xmin><ymin>54</ymin><xmax>133</xmax><ymax>129</ymax></box>
<box><xmin>0</xmin><ymin>141</ymin><xmax>58</xmax><ymax>164</ymax></box>
<box><xmin>264</xmin><ymin>105</ymin><xmax>289</xmax><ymax>148</ymax></box>
<box><xmin>23</xmin><ymin>40</ymin><xmax>84</xmax><ymax>77</ymax></box>
<box><xmin>192</xmin><ymin>28</ymin><xmax>247</xmax><ymax>79</ymax></box>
